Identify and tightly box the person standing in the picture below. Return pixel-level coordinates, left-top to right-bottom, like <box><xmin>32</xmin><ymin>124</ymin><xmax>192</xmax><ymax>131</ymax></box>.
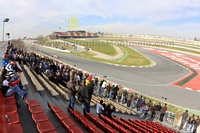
<box><xmin>66</xmin><ymin>72</ymin><xmax>77</xmax><ymax>110</ymax></box>
<box><xmin>179</xmin><ymin>110</ymin><xmax>188</xmax><ymax>130</ymax></box>
<box><xmin>149</xmin><ymin>102</ymin><xmax>155</xmax><ymax>118</ymax></box>
<box><xmin>127</xmin><ymin>92</ymin><xmax>133</xmax><ymax>107</ymax></box>
<box><xmin>172</xmin><ymin>110</ymin><xmax>182</xmax><ymax>128</ymax></box>
<box><xmin>159</xmin><ymin>103</ymin><xmax>167</xmax><ymax>122</ymax></box>
<box><xmin>78</xmin><ymin>80</ymin><xmax>93</xmax><ymax>116</ymax></box>
<box><xmin>136</xmin><ymin>96</ymin><xmax>143</xmax><ymax>111</ymax></box>
<box><xmin>186</xmin><ymin>115</ymin><xmax>195</xmax><ymax>133</ymax></box>
<box><xmin>155</xmin><ymin>103</ymin><xmax>162</xmax><ymax>119</ymax></box>
<box><xmin>193</xmin><ymin>116</ymin><xmax>199</xmax><ymax>133</ymax></box>
<box><xmin>112</xmin><ymin>85</ymin><xmax>119</xmax><ymax>100</ymax></box>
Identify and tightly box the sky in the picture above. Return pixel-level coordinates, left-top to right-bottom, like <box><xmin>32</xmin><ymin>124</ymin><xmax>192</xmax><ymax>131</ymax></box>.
<box><xmin>1</xmin><ymin>0</ymin><xmax>200</xmax><ymax>40</ymax></box>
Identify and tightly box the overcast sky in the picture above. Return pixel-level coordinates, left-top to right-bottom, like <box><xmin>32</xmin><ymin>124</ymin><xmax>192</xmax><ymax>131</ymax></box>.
<box><xmin>1</xmin><ymin>0</ymin><xmax>200</xmax><ymax>40</ymax></box>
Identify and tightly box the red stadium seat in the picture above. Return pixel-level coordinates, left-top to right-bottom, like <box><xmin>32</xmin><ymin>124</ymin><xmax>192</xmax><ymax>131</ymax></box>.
<box><xmin>86</xmin><ymin>121</ymin><xmax>96</xmax><ymax>131</ymax></box>
<box><xmin>120</xmin><ymin>118</ymin><xmax>126</xmax><ymax>122</ymax></box>
<box><xmin>55</xmin><ymin>111</ymin><xmax>68</xmax><ymax>121</ymax></box>
<box><xmin>120</xmin><ymin>127</ymin><xmax>131</xmax><ymax>133</ymax></box>
<box><xmin>0</xmin><ymin>97</ymin><xmax>16</xmax><ymax>105</ymax></box>
<box><xmin>29</xmin><ymin>105</ymin><xmax>44</xmax><ymax>114</ymax></box>
<box><xmin>105</xmin><ymin>117</ymin><xmax>113</xmax><ymax>125</ymax></box>
<box><xmin>6</xmin><ymin>113</ymin><xmax>20</xmax><ymax>124</ymax></box>
<box><xmin>62</xmin><ymin>118</ymin><xmax>76</xmax><ymax>132</ymax></box>
<box><xmin>112</xmin><ymin>121</ymin><xmax>120</xmax><ymax>131</ymax></box>
<box><xmin>90</xmin><ymin>127</ymin><xmax>104</xmax><ymax>133</ymax></box>
<box><xmin>73</xmin><ymin>110</ymin><xmax>82</xmax><ymax>119</ymax></box>
<box><xmin>111</xmin><ymin>129</ymin><xmax>120</xmax><ymax>133</ymax></box>
<box><xmin>69</xmin><ymin>125</ymin><xmax>83</xmax><ymax>133</ymax></box>
<box><xmin>90</xmin><ymin>114</ymin><xmax>98</xmax><ymax>125</ymax></box>
<box><xmin>2</xmin><ymin>105</ymin><xmax>17</xmax><ymax>114</ymax></box>
<box><xmin>97</xmin><ymin>119</ymin><xmax>105</xmax><ymax>130</ymax></box>
<box><xmin>79</xmin><ymin>116</ymin><xmax>89</xmax><ymax>128</ymax></box>
<box><xmin>48</xmin><ymin>102</ymin><xmax>62</xmax><ymax>113</ymax></box>
<box><xmin>85</xmin><ymin>111</ymin><xmax>91</xmax><ymax>120</ymax></box>
<box><xmin>44</xmin><ymin>131</ymin><xmax>57</xmax><ymax>133</ymax></box>
<box><xmin>37</xmin><ymin>121</ymin><xmax>55</xmax><ymax>133</ymax></box>
<box><xmin>7</xmin><ymin>123</ymin><xmax>23</xmax><ymax>133</ymax></box>
<box><xmin>51</xmin><ymin>106</ymin><xmax>63</xmax><ymax>113</ymax></box>
<box><xmin>68</xmin><ymin>107</ymin><xmax>74</xmax><ymax>116</ymax></box>
<box><xmin>26</xmin><ymin>98</ymin><xmax>40</xmax><ymax>106</ymax></box>
<box><xmin>104</xmin><ymin>123</ymin><xmax>113</xmax><ymax>133</ymax></box>
<box><xmin>32</xmin><ymin>113</ymin><xmax>49</xmax><ymax>123</ymax></box>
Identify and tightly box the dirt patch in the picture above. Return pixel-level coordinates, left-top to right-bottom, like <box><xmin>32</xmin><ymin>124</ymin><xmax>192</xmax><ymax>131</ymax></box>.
<box><xmin>90</xmin><ymin>45</ymin><xmax>124</xmax><ymax>61</ymax></box>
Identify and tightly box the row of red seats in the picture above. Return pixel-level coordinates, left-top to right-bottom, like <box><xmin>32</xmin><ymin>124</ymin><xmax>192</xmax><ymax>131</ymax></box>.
<box><xmin>118</xmin><ymin>118</ymin><xmax>177</xmax><ymax>133</ymax></box>
<box><xmin>0</xmin><ymin>92</ymin><xmax>23</xmax><ymax>133</ymax></box>
<box><xmin>84</xmin><ymin>112</ymin><xmax>121</xmax><ymax>133</ymax></box>
<box><xmin>99</xmin><ymin>114</ymin><xmax>134</xmax><ymax>133</ymax></box>
<box><xmin>68</xmin><ymin>108</ymin><xmax>104</xmax><ymax>133</ymax></box>
<box><xmin>47</xmin><ymin>102</ymin><xmax>83</xmax><ymax>133</ymax></box>
<box><xmin>26</xmin><ymin>98</ymin><xmax>57</xmax><ymax>133</ymax></box>
<box><xmin>144</xmin><ymin>120</ymin><xmax>177</xmax><ymax>133</ymax></box>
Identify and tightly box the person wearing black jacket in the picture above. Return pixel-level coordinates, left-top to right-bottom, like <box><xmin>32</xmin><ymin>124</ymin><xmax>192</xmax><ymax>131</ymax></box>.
<box><xmin>104</xmin><ymin>104</ymin><xmax>115</xmax><ymax>118</ymax></box>
<box><xmin>78</xmin><ymin>79</ymin><xmax>94</xmax><ymax>116</ymax></box>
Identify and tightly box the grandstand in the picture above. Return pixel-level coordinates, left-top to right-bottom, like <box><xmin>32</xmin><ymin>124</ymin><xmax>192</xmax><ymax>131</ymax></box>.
<box><xmin>0</xmin><ymin>39</ymin><xmax>198</xmax><ymax>133</ymax></box>
<box><xmin>52</xmin><ymin>31</ymin><xmax>97</xmax><ymax>39</ymax></box>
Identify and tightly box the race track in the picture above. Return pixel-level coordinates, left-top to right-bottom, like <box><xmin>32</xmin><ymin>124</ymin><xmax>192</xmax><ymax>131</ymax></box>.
<box><xmin>29</xmin><ymin>44</ymin><xmax>200</xmax><ymax>111</ymax></box>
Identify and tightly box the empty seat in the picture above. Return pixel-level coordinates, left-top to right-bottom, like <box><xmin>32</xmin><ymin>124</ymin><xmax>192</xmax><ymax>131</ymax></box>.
<box><xmin>85</xmin><ymin>111</ymin><xmax>91</xmax><ymax>120</ymax></box>
<box><xmin>120</xmin><ymin>118</ymin><xmax>126</xmax><ymax>122</ymax></box>
<box><xmin>68</xmin><ymin>107</ymin><xmax>74</xmax><ymax>115</ymax></box>
<box><xmin>37</xmin><ymin>121</ymin><xmax>55</xmax><ymax>133</ymax></box>
<box><xmin>6</xmin><ymin>113</ymin><xmax>20</xmax><ymax>124</ymax></box>
<box><xmin>97</xmin><ymin>119</ymin><xmax>105</xmax><ymax>130</ymax></box>
<box><xmin>74</xmin><ymin>111</ymin><xmax>82</xmax><ymax>121</ymax></box>
<box><xmin>79</xmin><ymin>116</ymin><xmax>89</xmax><ymax>127</ymax></box>
<box><xmin>90</xmin><ymin>114</ymin><xmax>98</xmax><ymax>125</ymax></box>
<box><xmin>112</xmin><ymin>121</ymin><xmax>120</xmax><ymax>131</ymax></box>
<box><xmin>111</xmin><ymin>129</ymin><xmax>120</xmax><ymax>133</ymax></box>
<box><xmin>29</xmin><ymin>105</ymin><xmax>44</xmax><ymax>114</ymax></box>
<box><xmin>7</xmin><ymin>123</ymin><xmax>23</xmax><ymax>133</ymax></box>
<box><xmin>0</xmin><ymin>98</ymin><xmax>16</xmax><ymax>105</ymax></box>
<box><xmin>105</xmin><ymin>124</ymin><xmax>113</xmax><ymax>133</ymax></box>
<box><xmin>55</xmin><ymin>111</ymin><xmax>68</xmax><ymax>121</ymax></box>
<box><xmin>106</xmin><ymin>117</ymin><xmax>113</xmax><ymax>126</ymax></box>
<box><xmin>69</xmin><ymin>125</ymin><xmax>83</xmax><ymax>133</ymax></box>
<box><xmin>51</xmin><ymin>106</ymin><xmax>63</xmax><ymax>113</ymax></box>
<box><xmin>2</xmin><ymin>105</ymin><xmax>17</xmax><ymax>114</ymax></box>
<box><xmin>32</xmin><ymin>113</ymin><xmax>49</xmax><ymax>123</ymax></box>
<box><xmin>90</xmin><ymin>127</ymin><xmax>104</xmax><ymax>133</ymax></box>
<box><xmin>62</xmin><ymin>118</ymin><xmax>76</xmax><ymax>132</ymax></box>
<box><xmin>26</xmin><ymin>99</ymin><xmax>40</xmax><ymax>107</ymax></box>
<box><xmin>120</xmin><ymin>127</ymin><xmax>131</xmax><ymax>133</ymax></box>
<box><xmin>87</xmin><ymin>121</ymin><xmax>97</xmax><ymax>131</ymax></box>
<box><xmin>43</xmin><ymin>131</ymin><xmax>57</xmax><ymax>133</ymax></box>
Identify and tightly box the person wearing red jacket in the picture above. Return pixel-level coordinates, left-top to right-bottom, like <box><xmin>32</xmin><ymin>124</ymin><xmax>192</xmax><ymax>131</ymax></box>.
<box><xmin>0</xmin><ymin>69</ymin><xmax>27</xmax><ymax>99</ymax></box>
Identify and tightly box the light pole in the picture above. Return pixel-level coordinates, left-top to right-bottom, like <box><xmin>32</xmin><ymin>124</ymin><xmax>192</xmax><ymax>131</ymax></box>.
<box><xmin>3</xmin><ymin>18</ymin><xmax>9</xmax><ymax>43</ymax></box>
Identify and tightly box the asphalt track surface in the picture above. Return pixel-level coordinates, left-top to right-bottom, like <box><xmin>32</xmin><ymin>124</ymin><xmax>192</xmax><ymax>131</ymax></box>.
<box><xmin>28</xmin><ymin>44</ymin><xmax>200</xmax><ymax>111</ymax></box>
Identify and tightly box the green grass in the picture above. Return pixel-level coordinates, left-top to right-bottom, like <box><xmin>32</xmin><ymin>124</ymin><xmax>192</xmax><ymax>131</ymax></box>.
<box><xmin>66</xmin><ymin>39</ymin><xmax>117</xmax><ymax>56</ymax></box>
<box><xmin>116</xmin><ymin>46</ymin><xmax>151</xmax><ymax>66</ymax></box>
<box><xmin>72</xmin><ymin>45</ymin><xmax>151</xmax><ymax>66</ymax></box>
